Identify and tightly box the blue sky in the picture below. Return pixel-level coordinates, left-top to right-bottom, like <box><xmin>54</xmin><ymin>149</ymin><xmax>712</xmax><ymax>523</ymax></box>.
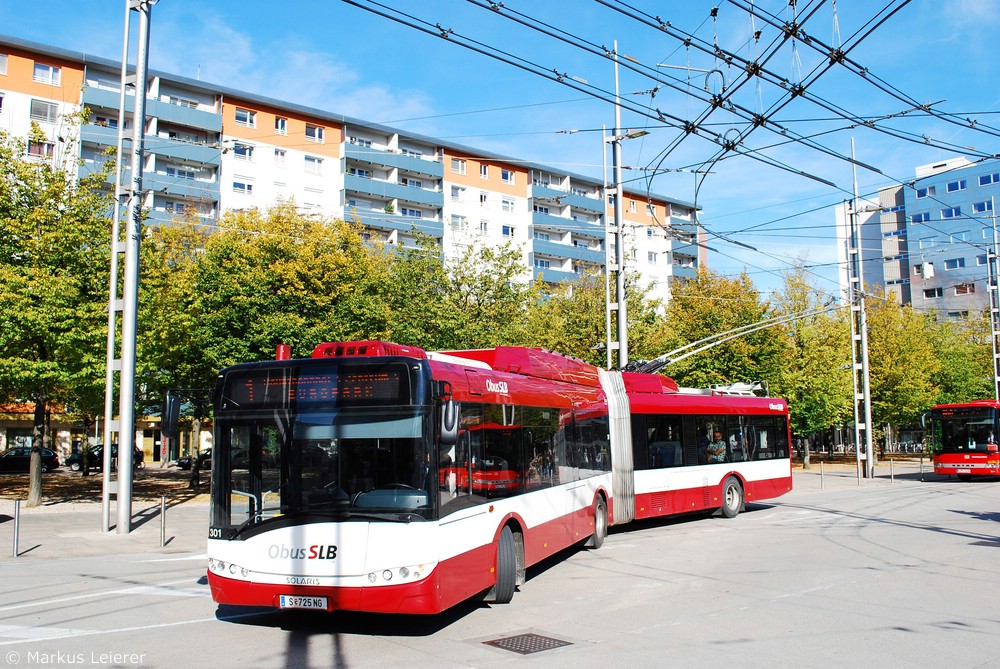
<box><xmin>3</xmin><ymin>1</ymin><xmax>998</xmax><ymax>300</ymax></box>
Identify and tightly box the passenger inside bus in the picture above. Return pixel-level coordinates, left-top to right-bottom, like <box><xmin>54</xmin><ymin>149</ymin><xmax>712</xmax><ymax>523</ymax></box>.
<box><xmin>706</xmin><ymin>431</ymin><xmax>726</xmax><ymax>463</ymax></box>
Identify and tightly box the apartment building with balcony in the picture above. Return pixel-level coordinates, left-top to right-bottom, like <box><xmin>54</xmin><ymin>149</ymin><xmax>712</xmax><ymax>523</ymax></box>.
<box><xmin>0</xmin><ymin>33</ymin><xmax>700</xmax><ymax>309</ymax></box>
<box><xmin>837</xmin><ymin>156</ymin><xmax>1000</xmax><ymax>318</ymax></box>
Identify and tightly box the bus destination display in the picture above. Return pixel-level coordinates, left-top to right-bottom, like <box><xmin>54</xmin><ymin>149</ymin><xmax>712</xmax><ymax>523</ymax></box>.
<box><xmin>227</xmin><ymin>366</ymin><xmax>409</xmax><ymax>407</ymax></box>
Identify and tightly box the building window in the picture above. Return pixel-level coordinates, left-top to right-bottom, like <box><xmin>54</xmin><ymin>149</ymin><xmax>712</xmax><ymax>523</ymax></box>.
<box><xmin>502</xmin><ymin>198</ymin><xmax>514</xmax><ymax>212</ymax></box>
<box><xmin>941</xmin><ymin>207</ymin><xmax>961</xmax><ymax>219</ymax></box>
<box><xmin>923</xmin><ymin>287</ymin><xmax>943</xmax><ymax>299</ymax></box>
<box><xmin>629</xmin><ymin>201</ymin><xmax>636</xmax><ymax>213</ymax></box>
<box><xmin>480</xmin><ymin>164</ymin><xmax>488</xmax><ymax>179</ymax></box>
<box><xmin>533</xmin><ymin>258</ymin><xmax>551</xmax><ymax>269</ymax></box>
<box><xmin>451</xmin><ymin>215</ymin><xmax>468</xmax><ymax>230</ymax></box>
<box><xmin>648</xmin><ymin>251</ymin><xmax>658</xmax><ymax>263</ymax></box>
<box><xmin>32</xmin><ymin>62</ymin><xmax>60</xmax><ymax>86</ymax></box>
<box><xmin>947</xmin><ymin>311</ymin><xmax>970</xmax><ymax>319</ymax></box>
<box><xmin>27</xmin><ymin>140</ymin><xmax>55</xmax><ymax>158</ymax></box>
<box><xmin>304</xmin><ymin>155</ymin><xmax>322</xmax><ymax>175</ymax></box>
<box><xmin>233</xmin><ymin>181</ymin><xmax>253</xmax><ymax>195</ymax></box>
<box><xmin>305</xmin><ymin>124</ymin><xmax>324</xmax><ymax>143</ymax></box>
<box><xmin>168</xmin><ymin>96</ymin><xmax>197</xmax><ymax>109</ymax></box>
<box><xmin>0</xmin><ymin>92</ymin><xmax>5</xmax><ymax>114</ymax></box>
<box><xmin>480</xmin><ymin>191</ymin><xmax>488</xmax><ymax>206</ymax></box>
<box><xmin>979</xmin><ymin>173</ymin><xmax>1000</xmax><ymax>186</ymax></box>
<box><xmin>950</xmin><ymin>230</ymin><xmax>969</xmax><ymax>243</ymax></box>
<box><xmin>165</xmin><ymin>166</ymin><xmax>195</xmax><ymax>180</ymax></box>
<box><xmin>978</xmin><ymin>254</ymin><xmax>988</xmax><ymax>266</ymax></box>
<box><xmin>533</xmin><ymin>204</ymin><xmax>549</xmax><ymax>214</ymax></box>
<box><xmin>502</xmin><ymin>225</ymin><xmax>515</xmax><ymax>238</ymax></box>
<box><xmin>479</xmin><ymin>220</ymin><xmax>488</xmax><ymax>233</ymax></box>
<box><xmin>973</xmin><ymin>200</ymin><xmax>993</xmax><ymax>214</ymax></box>
<box><xmin>0</xmin><ymin>54</ymin><xmax>7</xmax><ymax>76</ymax></box>
<box><xmin>501</xmin><ymin>169</ymin><xmax>515</xmax><ymax>184</ymax></box>
<box><xmin>401</xmin><ymin>207</ymin><xmax>422</xmax><ymax>218</ymax></box>
<box><xmin>164</xmin><ymin>201</ymin><xmax>188</xmax><ymax>214</ymax></box>
<box><xmin>955</xmin><ymin>283</ymin><xmax>976</xmax><ymax>295</ymax></box>
<box><xmin>646</xmin><ymin>203</ymin><xmax>656</xmax><ymax>216</ymax></box>
<box><xmin>233</xmin><ymin>143</ymin><xmax>253</xmax><ymax>161</ymax></box>
<box><xmin>29</xmin><ymin>99</ymin><xmax>58</xmax><ymax>123</ymax></box>
<box><xmin>274</xmin><ymin>148</ymin><xmax>286</xmax><ymax>167</ymax></box>
<box><xmin>349</xmin><ymin>167</ymin><xmax>372</xmax><ymax>178</ymax></box>
<box><xmin>349</xmin><ymin>136</ymin><xmax>372</xmax><ymax>147</ymax></box>
<box><xmin>534</xmin><ymin>231</ymin><xmax>550</xmax><ymax>241</ymax></box>
<box><xmin>911</xmin><ymin>212</ymin><xmax>929</xmax><ymax>224</ymax></box>
<box><xmin>947</xmin><ymin>179</ymin><xmax>967</xmax><ymax>193</ymax></box>
<box><xmin>944</xmin><ymin>258</ymin><xmax>965</xmax><ymax>270</ymax></box>
<box><xmin>235</xmin><ymin>108</ymin><xmax>256</xmax><ymax>127</ymax></box>
<box><xmin>915</xmin><ymin>186</ymin><xmax>935</xmax><ymax>199</ymax></box>
<box><xmin>451</xmin><ymin>158</ymin><xmax>466</xmax><ymax>175</ymax></box>
<box><xmin>274</xmin><ymin>116</ymin><xmax>287</xmax><ymax>135</ymax></box>
<box><xmin>401</xmin><ymin>177</ymin><xmax>423</xmax><ymax>188</ymax></box>
<box><xmin>451</xmin><ymin>186</ymin><xmax>464</xmax><ymax>201</ymax></box>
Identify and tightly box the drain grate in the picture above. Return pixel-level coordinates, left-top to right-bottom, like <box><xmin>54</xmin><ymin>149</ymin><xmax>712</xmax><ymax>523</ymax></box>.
<box><xmin>483</xmin><ymin>633</ymin><xmax>573</xmax><ymax>655</ymax></box>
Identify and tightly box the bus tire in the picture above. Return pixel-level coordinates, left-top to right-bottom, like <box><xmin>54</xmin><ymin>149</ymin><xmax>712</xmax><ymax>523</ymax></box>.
<box><xmin>589</xmin><ymin>495</ymin><xmax>608</xmax><ymax>549</ymax></box>
<box><xmin>493</xmin><ymin>526</ymin><xmax>517</xmax><ymax>604</ymax></box>
<box><xmin>721</xmin><ymin>476</ymin><xmax>743</xmax><ymax>519</ymax></box>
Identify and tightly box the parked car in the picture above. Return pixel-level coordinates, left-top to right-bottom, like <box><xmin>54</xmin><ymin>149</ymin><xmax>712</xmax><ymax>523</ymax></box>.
<box><xmin>0</xmin><ymin>447</ymin><xmax>60</xmax><ymax>473</ymax></box>
<box><xmin>176</xmin><ymin>448</ymin><xmax>211</xmax><ymax>471</ymax></box>
<box><xmin>65</xmin><ymin>445</ymin><xmax>144</xmax><ymax>472</ymax></box>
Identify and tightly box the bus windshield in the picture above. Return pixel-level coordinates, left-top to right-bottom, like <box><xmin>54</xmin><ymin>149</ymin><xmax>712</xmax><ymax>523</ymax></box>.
<box><xmin>931</xmin><ymin>407</ymin><xmax>997</xmax><ymax>453</ymax></box>
<box><xmin>210</xmin><ymin>360</ymin><xmax>436</xmax><ymax>533</ymax></box>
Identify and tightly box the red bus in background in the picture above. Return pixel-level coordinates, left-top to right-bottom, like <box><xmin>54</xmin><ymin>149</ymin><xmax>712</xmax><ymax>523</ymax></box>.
<box><xmin>200</xmin><ymin>341</ymin><xmax>792</xmax><ymax>615</ymax></box>
<box><xmin>928</xmin><ymin>400</ymin><xmax>1000</xmax><ymax>480</ymax></box>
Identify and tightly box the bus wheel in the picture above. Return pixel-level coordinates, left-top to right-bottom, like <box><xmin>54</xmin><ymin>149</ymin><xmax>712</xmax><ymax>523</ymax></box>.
<box><xmin>493</xmin><ymin>526</ymin><xmax>517</xmax><ymax>604</ymax></box>
<box><xmin>721</xmin><ymin>476</ymin><xmax>743</xmax><ymax>519</ymax></box>
<box><xmin>589</xmin><ymin>496</ymin><xmax>608</xmax><ymax>549</ymax></box>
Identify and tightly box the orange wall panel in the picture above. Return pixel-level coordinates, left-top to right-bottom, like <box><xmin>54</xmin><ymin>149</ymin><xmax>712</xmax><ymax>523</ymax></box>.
<box><xmin>222</xmin><ymin>97</ymin><xmax>342</xmax><ymax>158</ymax></box>
<box><xmin>0</xmin><ymin>47</ymin><xmax>84</xmax><ymax>103</ymax></box>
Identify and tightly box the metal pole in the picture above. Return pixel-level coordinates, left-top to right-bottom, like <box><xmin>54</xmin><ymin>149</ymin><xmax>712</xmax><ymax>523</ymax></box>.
<box><xmin>602</xmin><ymin>124</ymin><xmax>612</xmax><ymax>370</ymax></box>
<box><xmin>612</xmin><ymin>41</ymin><xmax>628</xmax><ymax>367</ymax></box>
<box><xmin>160</xmin><ymin>496</ymin><xmax>166</xmax><ymax>547</ymax></box>
<box><xmin>990</xmin><ymin>196</ymin><xmax>1000</xmax><ymax>400</ymax></box>
<box><xmin>890</xmin><ymin>458</ymin><xmax>894</xmax><ymax>483</ymax></box>
<box><xmin>117</xmin><ymin>0</ymin><xmax>153</xmax><ymax>534</ymax></box>
<box><xmin>102</xmin><ymin>0</ymin><xmax>132</xmax><ymax>534</ymax></box>
<box><xmin>12</xmin><ymin>500</ymin><xmax>19</xmax><ymax>558</ymax></box>
<box><xmin>820</xmin><ymin>460</ymin><xmax>824</xmax><ymax>490</ymax></box>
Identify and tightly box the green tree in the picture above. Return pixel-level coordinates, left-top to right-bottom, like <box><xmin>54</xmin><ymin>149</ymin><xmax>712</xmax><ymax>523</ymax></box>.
<box><xmin>384</xmin><ymin>234</ymin><xmax>464</xmax><ymax>351</ymax></box>
<box><xmin>443</xmin><ymin>242</ymin><xmax>540</xmax><ymax>347</ymax></box>
<box><xmin>136</xmin><ymin>217</ymin><xmax>205</xmax><ymax>410</ymax></box>
<box><xmin>929</xmin><ymin>310</ymin><xmax>993</xmax><ymax>404</ymax></box>
<box><xmin>770</xmin><ymin>268</ymin><xmax>853</xmax><ymax>461</ymax></box>
<box><xmin>0</xmin><ymin>128</ymin><xmax>112</xmax><ymax>506</ymax></box>
<box><xmin>188</xmin><ymin>205</ymin><xmax>394</xmax><ymax>376</ymax></box>
<box><xmin>865</xmin><ymin>289</ymin><xmax>941</xmax><ymax>436</ymax></box>
<box><xmin>658</xmin><ymin>267</ymin><xmax>785</xmax><ymax>387</ymax></box>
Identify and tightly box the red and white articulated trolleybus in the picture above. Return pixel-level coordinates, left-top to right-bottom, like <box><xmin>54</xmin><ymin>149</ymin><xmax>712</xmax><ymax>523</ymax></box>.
<box><xmin>927</xmin><ymin>400</ymin><xmax>1000</xmax><ymax>481</ymax></box>
<box><xmin>203</xmin><ymin>340</ymin><xmax>792</xmax><ymax>614</ymax></box>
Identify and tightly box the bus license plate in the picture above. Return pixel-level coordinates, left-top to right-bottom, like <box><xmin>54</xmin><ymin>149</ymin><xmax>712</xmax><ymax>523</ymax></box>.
<box><xmin>957</xmin><ymin>469</ymin><xmax>971</xmax><ymax>474</ymax></box>
<box><xmin>279</xmin><ymin>595</ymin><xmax>327</xmax><ymax>610</ymax></box>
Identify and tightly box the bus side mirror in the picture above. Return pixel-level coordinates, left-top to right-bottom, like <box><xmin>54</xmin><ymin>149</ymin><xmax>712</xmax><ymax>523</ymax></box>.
<box><xmin>440</xmin><ymin>399</ymin><xmax>460</xmax><ymax>446</ymax></box>
<box><xmin>162</xmin><ymin>391</ymin><xmax>181</xmax><ymax>440</ymax></box>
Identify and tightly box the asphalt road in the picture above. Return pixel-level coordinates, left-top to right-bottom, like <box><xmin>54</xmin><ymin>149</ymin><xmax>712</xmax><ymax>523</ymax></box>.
<box><xmin>0</xmin><ymin>463</ymin><xmax>998</xmax><ymax>669</ymax></box>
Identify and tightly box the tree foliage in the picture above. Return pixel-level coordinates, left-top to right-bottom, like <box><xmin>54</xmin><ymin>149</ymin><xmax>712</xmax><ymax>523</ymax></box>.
<box><xmin>770</xmin><ymin>268</ymin><xmax>853</xmax><ymax>440</ymax></box>
<box><xmin>658</xmin><ymin>267</ymin><xmax>786</xmax><ymax>388</ymax></box>
<box><xmin>0</xmin><ymin>127</ymin><xmax>111</xmax><ymax>505</ymax></box>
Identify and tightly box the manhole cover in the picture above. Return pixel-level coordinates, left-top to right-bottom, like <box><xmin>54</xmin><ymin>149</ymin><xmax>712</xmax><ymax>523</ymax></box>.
<box><xmin>483</xmin><ymin>633</ymin><xmax>573</xmax><ymax>655</ymax></box>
